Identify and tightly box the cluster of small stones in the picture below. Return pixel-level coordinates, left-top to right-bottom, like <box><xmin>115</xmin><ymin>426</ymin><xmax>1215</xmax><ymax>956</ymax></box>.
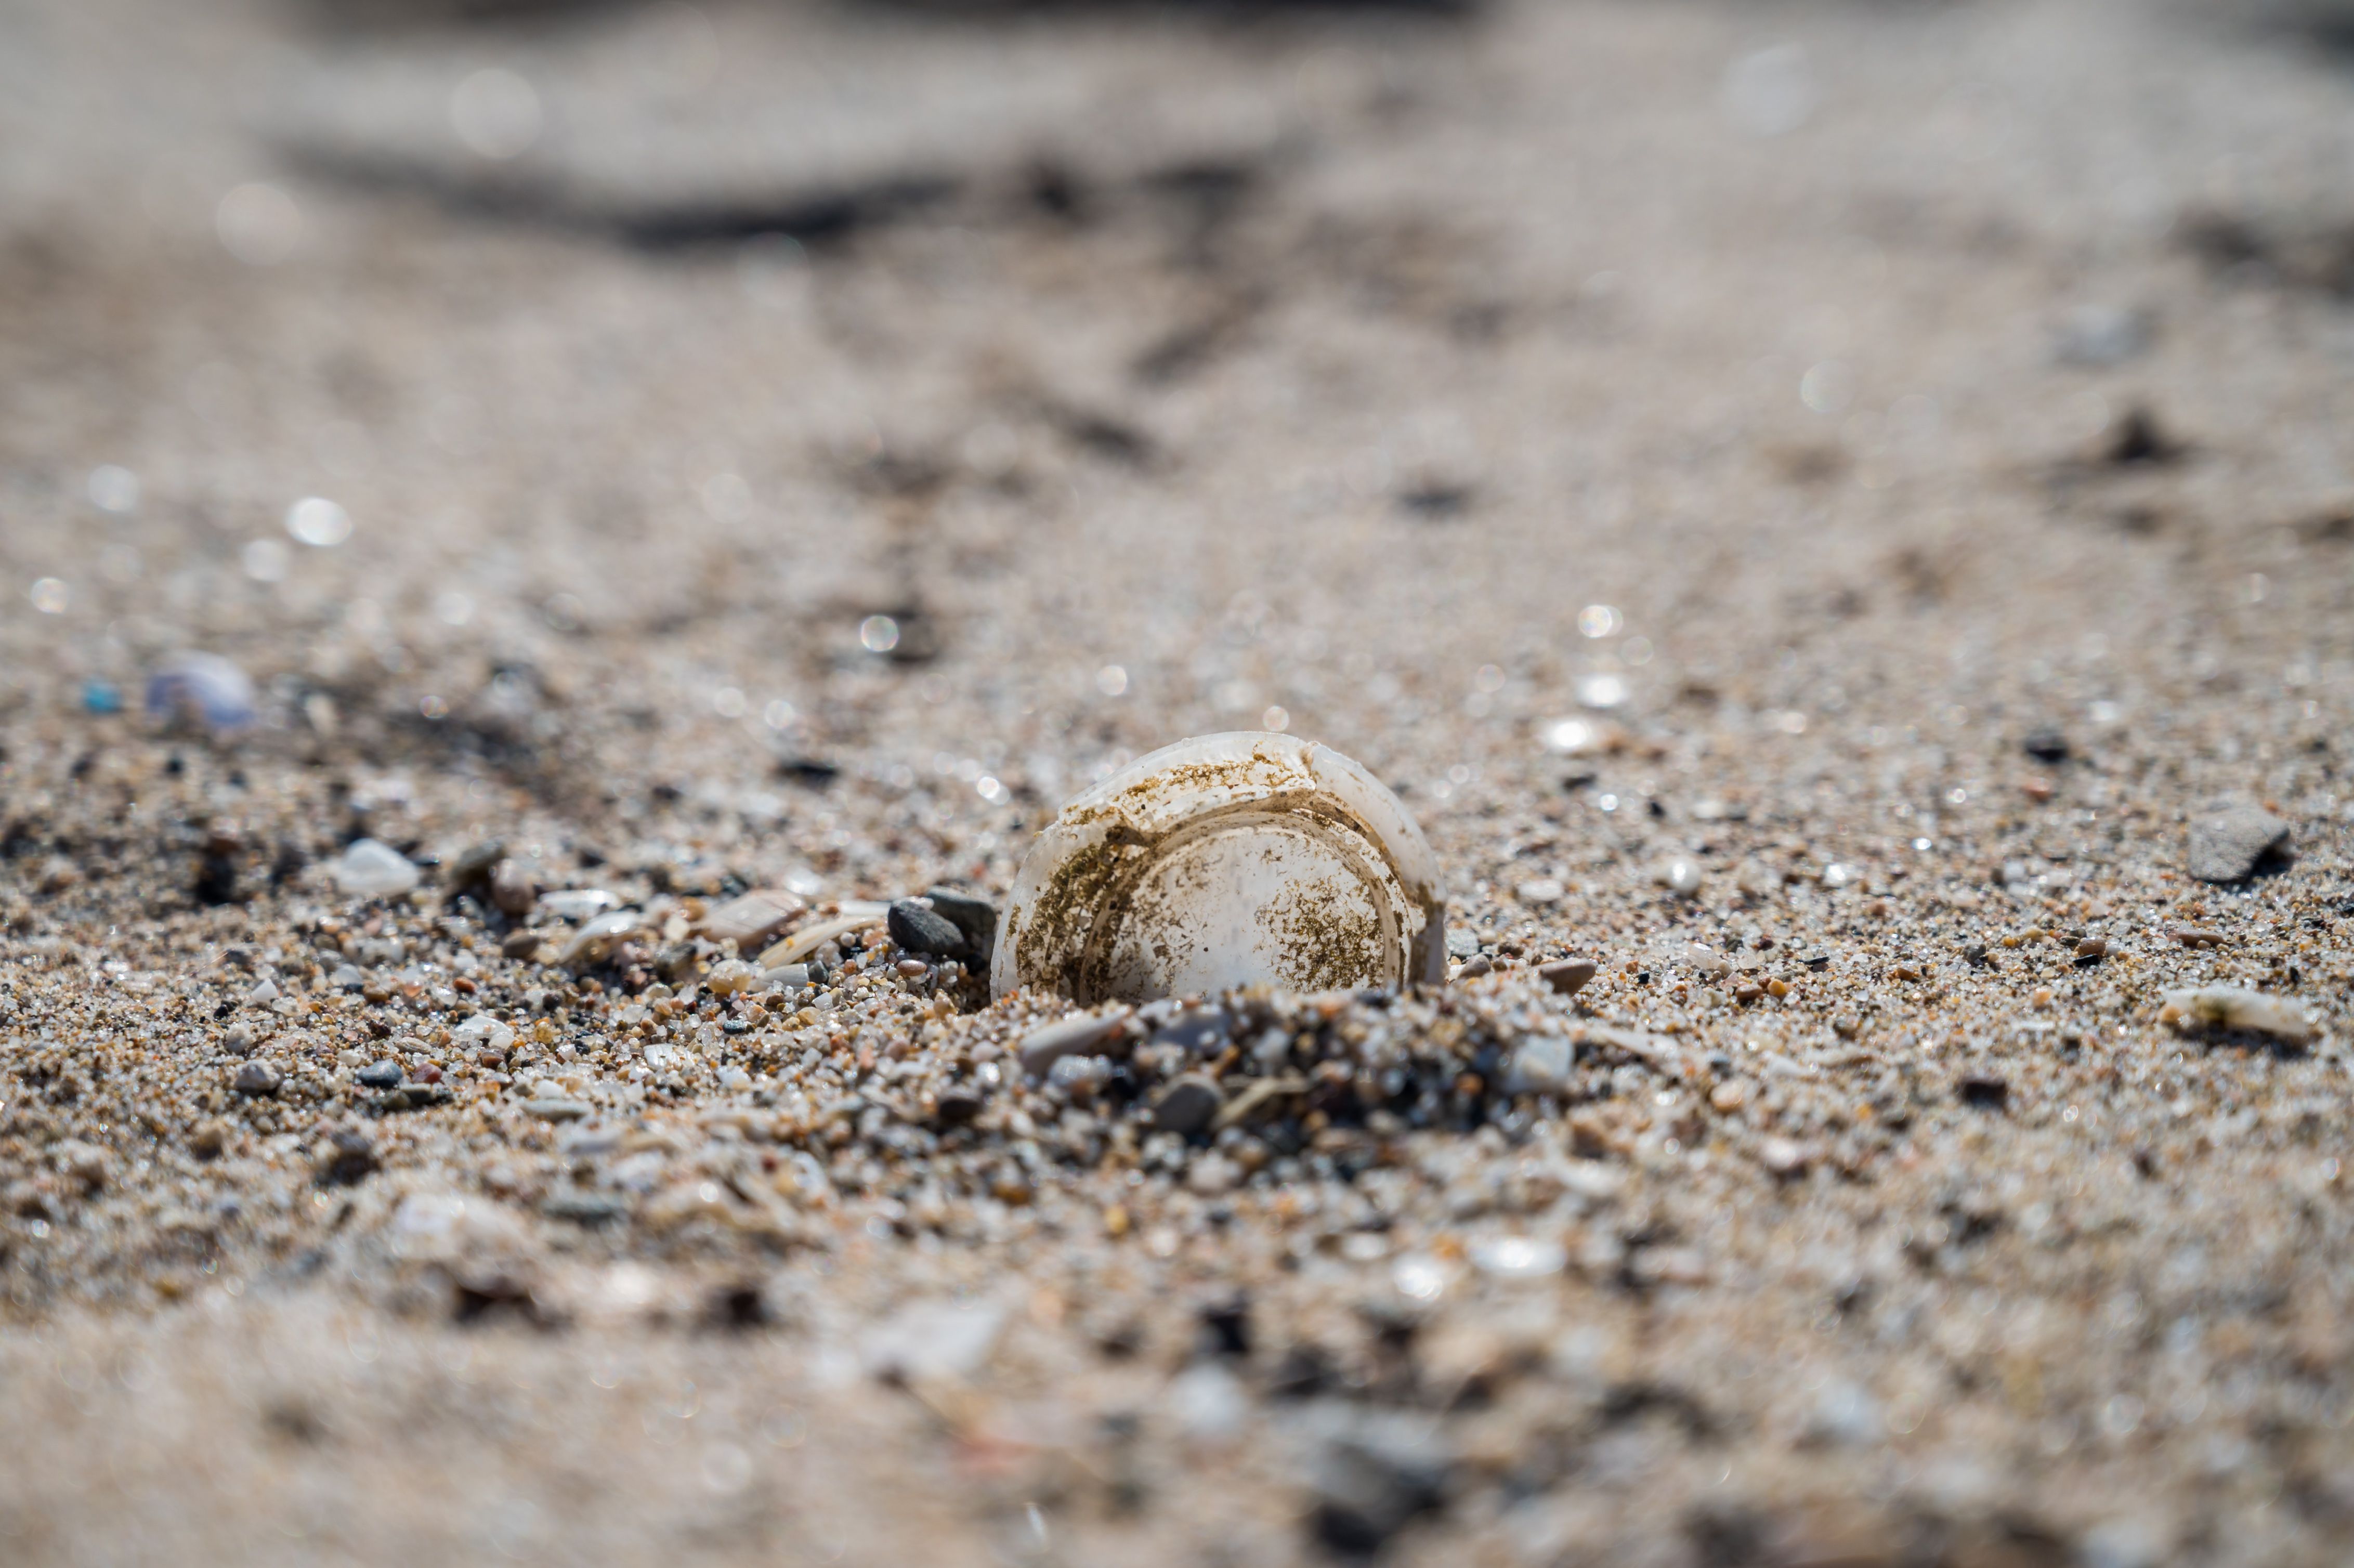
<box><xmin>1</xmin><ymin>702</ymin><xmax>2351</xmax><ymax>1561</ymax></box>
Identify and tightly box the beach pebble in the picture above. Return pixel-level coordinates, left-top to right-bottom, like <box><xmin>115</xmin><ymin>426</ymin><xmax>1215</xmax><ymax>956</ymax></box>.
<box><xmin>331</xmin><ymin>839</ymin><xmax>422</xmax><ymax>899</ymax></box>
<box><xmin>694</xmin><ymin>888</ymin><xmax>806</xmax><ymax>953</ymax></box>
<box><xmin>1153</xmin><ymin>1008</ymin><xmax>1232</xmax><ymax>1055</ymax></box>
<box><xmin>538</xmin><ymin>889</ymin><xmax>620</xmax><ymax>922</ymax></box>
<box><xmin>703</xmin><ymin>959</ymin><xmax>758</xmax><ymax>997</ymax></box>
<box><xmin>920</xmin><ymin>886</ymin><xmax>998</xmax><ymax>961</ymax></box>
<box><xmin>1469</xmin><ymin>1235</ymin><xmax>1566</xmax><ymax>1279</ymax></box>
<box><xmin>316</xmin><ymin>1131</ymin><xmax>376</xmax><ymax>1185</ymax></box>
<box><xmin>488</xmin><ymin>858</ymin><xmax>537</xmax><ymax>917</ymax></box>
<box><xmin>231</xmin><ymin>1062</ymin><xmax>281</xmax><ymax>1097</ymax></box>
<box><xmin>1504</xmin><ymin>1034</ymin><xmax>1573</xmax><ymax>1094</ymax></box>
<box><xmin>886</xmin><ymin>899</ymin><xmax>965</xmax><ymax>958</ymax></box>
<box><xmin>1150</xmin><ymin>1074</ymin><xmax>1223</xmax><ymax>1136</ymax></box>
<box><xmin>1660</xmin><ymin>857</ymin><xmax>1702</xmax><ymax>896</ymax></box>
<box><xmin>451</xmin><ymin>1015</ymin><xmax>516</xmax><ymax>1057</ymax></box>
<box><xmin>557</xmin><ymin>909</ymin><xmax>642</xmax><ymax>967</ymax></box>
<box><xmin>356</xmin><ymin>1061</ymin><xmax>403</xmax><ymax>1090</ymax></box>
<box><xmin>2022</xmin><ymin>726</ymin><xmax>2071</xmax><ymax>764</ymax></box>
<box><xmin>2160</xmin><ymin>986</ymin><xmax>2314</xmax><ymax>1046</ymax></box>
<box><xmin>543</xmin><ymin>1191</ymin><xmax>629</xmax><ymax>1225</ymax></box>
<box><xmin>2186</xmin><ymin>805</ymin><xmax>2289</xmax><ymax>883</ymax></box>
<box><xmin>1018</xmin><ymin>1008</ymin><xmax>1131</xmax><ymax>1078</ymax></box>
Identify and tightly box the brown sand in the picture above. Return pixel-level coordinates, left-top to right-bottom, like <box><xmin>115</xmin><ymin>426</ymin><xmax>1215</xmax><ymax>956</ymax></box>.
<box><xmin>3</xmin><ymin>0</ymin><xmax>2353</xmax><ymax>1562</ymax></box>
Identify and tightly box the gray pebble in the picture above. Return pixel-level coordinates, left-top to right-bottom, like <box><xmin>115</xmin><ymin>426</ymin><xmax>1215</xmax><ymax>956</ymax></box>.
<box><xmin>1537</xmin><ymin>958</ymin><xmax>1598</xmax><ymax>997</ymax></box>
<box><xmin>542</xmin><ymin>1190</ymin><xmax>629</xmax><ymax>1225</ymax></box>
<box><xmin>231</xmin><ymin>1062</ymin><xmax>281</xmax><ymax>1097</ymax></box>
<box><xmin>356</xmin><ymin>1061</ymin><xmax>403</xmax><ymax>1090</ymax></box>
<box><xmin>887</xmin><ymin>899</ymin><xmax>965</xmax><ymax>958</ymax></box>
<box><xmin>1445</xmin><ymin>928</ymin><xmax>1482</xmax><ymax>960</ymax></box>
<box><xmin>316</xmin><ymin>1131</ymin><xmax>376</xmax><ymax>1186</ymax></box>
<box><xmin>921</xmin><ymin>886</ymin><xmax>998</xmax><ymax>960</ymax></box>
<box><xmin>1018</xmin><ymin>1009</ymin><xmax>1131</xmax><ymax>1078</ymax></box>
<box><xmin>523</xmin><ymin>1099</ymin><xmax>593</xmax><ymax>1122</ymax></box>
<box><xmin>1152</xmin><ymin>1008</ymin><xmax>1233</xmax><ymax>1055</ymax></box>
<box><xmin>2187</xmin><ymin>804</ymin><xmax>2290</xmax><ymax>883</ymax></box>
<box><xmin>1150</xmin><ymin>1074</ymin><xmax>1223</xmax><ymax>1136</ymax></box>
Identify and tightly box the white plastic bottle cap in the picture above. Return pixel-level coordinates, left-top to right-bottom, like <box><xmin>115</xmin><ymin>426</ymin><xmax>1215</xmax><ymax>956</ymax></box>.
<box><xmin>992</xmin><ymin>731</ymin><xmax>1446</xmax><ymax>1003</ymax></box>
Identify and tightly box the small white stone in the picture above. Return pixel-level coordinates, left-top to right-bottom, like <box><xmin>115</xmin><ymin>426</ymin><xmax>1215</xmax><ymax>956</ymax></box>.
<box><xmin>1470</xmin><ymin>1235</ymin><xmax>1566</xmax><ymax>1279</ymax></box>
<box><xmin>451</xmin><ymin>1014</ymin><xmax>517</xmax><ymax>1055</ymax></box>
<box><xmin>2159</xmin><ymin>986</ymin><xmax>2314</xmax><ymax>1046</ymax></box>
<box><xmin>331</xmin><ymin>838</ymin><xmax>421</xmax><ymax>899</ymax></box>
<box><xmin>1504</xmin><ymin>1035</ymin><xmax>1573</xmax><ymax>1094</ymax></box>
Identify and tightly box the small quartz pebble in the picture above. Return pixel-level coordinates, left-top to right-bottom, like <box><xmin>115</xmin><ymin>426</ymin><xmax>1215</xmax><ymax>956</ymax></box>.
<box><xmin>1537</xmin><ymin>958</ymin><xmax>1598</xmax><ymax>997</ymax></box>
<box><xmin>451</xmin><ymin>1015</ymin><xmax>516</xmax><ymax>1056</ymax></box>
<box><xmin>1018</xmin><ymin>1009</ymin><xmax>1132</xmax><ymax>1078</ymax></box>
<box><xmin>2160</xmin><ymin>986</ymin><xmax>2315</xmax><ymax>1046</ymax></box>
<box><xmin>2168</xmin><ymin>925</ymin><xmax>2228</xmax><ymax>948</ymax></box>
<box><xmin>1149</xmin><ymin>1074</ymin><xmax>1223</xmax><ymax>1136</ymax></box>
<box><xmin>558</xmin><ymin>909</ymin><xmax>643</xmax><ymax>968</ymax></box>
<box><xmin>231</xmin><ymin>1062</ymin><xmax>281</xmax><ymax>1096</ymax></box>
<box><xmin>331</xmin><ymin>838</ymin><xmax>422</xmax><ymax>899</ymax></box>
<box><xmin>1660</xmin><ymin>857</ymin><xmax>1703</xmax><ymax>896</ymax></box>
<box><xmin>2186</xmin><ymin>805</ymin><xmax>2290</xmax><ymax>883</ymax></box>
<box><xmin>1504</xmin><ymin>1034</ymin><xmax>1573</xmax><ymax>1093</ymax></box>
<box><xmin>887</xmin><ymin>899</ymin><xmax>965</xmax><ymax>958</ymax></box>
<box><xmin>524</xmin><ymin>1099</ymin><xmax>592</xmax><ymax>1122</ymax></box>
<box><xmin>538</xmin><ymin>888</ymin><xmax>619</xmax><ymax>921</ymax></box>
<box><xmin>702</xmin><ymin>959</ymin><xmax>758</xmax><ymax>996</ymax></box>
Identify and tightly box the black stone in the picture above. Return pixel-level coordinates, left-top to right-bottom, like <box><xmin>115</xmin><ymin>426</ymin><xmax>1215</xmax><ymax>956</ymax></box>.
<box><xmin>922</xmin><ymin>885</ymin><xmax>999</xmax><ymax>961</ymax></box>
<box><xmin>2022</xmin><ymin>727</ymin><xmax>2070</xmax><ymax>764</ymax></box>
<box><xmin>542</xmin><ymin>1190</ymin><xmax>629</xmax><ymax>1225</ymax></box>
<box><xmin>887</xmin><ymin>899</ymin><xmax>965</xmax><ymax>957</ymax></box>
<box><xmin>1958</xmin><ymin>1077</ymin><xmax>2009</xmax><ymax>1110</ymax></box>
<box><xmin>316</xmin><ymin>1131</ymin><xmax>377</xmax><ymax>1186</ymax></box>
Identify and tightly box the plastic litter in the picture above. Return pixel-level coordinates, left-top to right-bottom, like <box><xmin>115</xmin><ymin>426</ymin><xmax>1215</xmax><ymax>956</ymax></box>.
<box><xmin>993</xmin><ymin>731</ymin><xmax>1445</xmax><ymax>1004</ymax></box>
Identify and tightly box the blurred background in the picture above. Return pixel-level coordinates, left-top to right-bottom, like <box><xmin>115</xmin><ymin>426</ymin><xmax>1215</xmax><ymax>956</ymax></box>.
<box><xmin>2</xmin><ymin>0</ymin><xmax>2352</xmax><ymax>829</ymax></box>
